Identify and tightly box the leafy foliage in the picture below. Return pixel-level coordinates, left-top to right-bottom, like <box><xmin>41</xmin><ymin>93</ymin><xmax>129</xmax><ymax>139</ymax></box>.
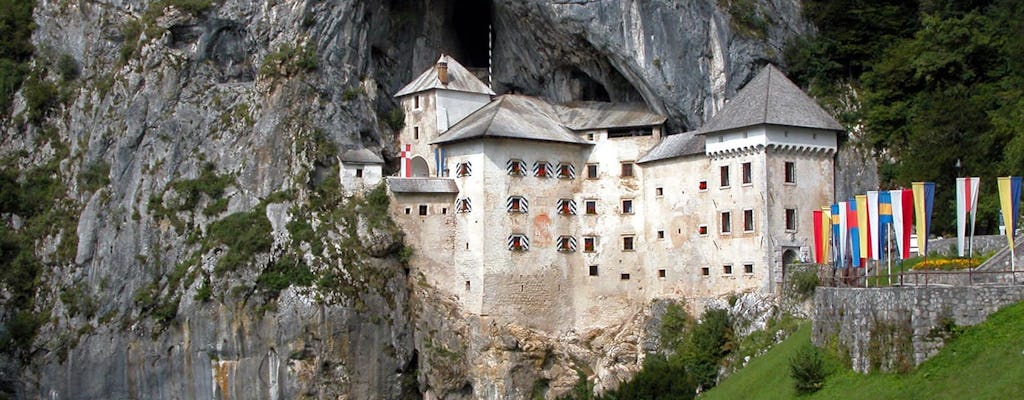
<box><xmin>0</xmin><ymin>0</ymin><xmax>35</xmax><ymax>115</ymax></box>
<box><xmin>785</xmin><ymin>264</ymin><xmax>820</xmax><ymax>301</ymax></box>
<box><xmin>259</xmin><ymin>43</ymin><xmax>318</xmax><ymax>78</ymax></box>
<box><xmin>790</xmin><ymin>343</ymin><xmax>828</xmax><ymax>394</ymax></box>
<box><xmin>207</xmin><ymin>208</ymin><xmax>273</xmax><ymax>274</ymax></box>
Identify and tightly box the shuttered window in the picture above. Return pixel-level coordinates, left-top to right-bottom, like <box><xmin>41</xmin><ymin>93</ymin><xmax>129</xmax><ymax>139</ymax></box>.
<box><xmin>508</xmin><ymin>234</ymin><xmax>530</xmax><ymax>251</ymax></box>
<box><xmin>557</xmin><ymin>198</ymin><xmax>577</xmax><ymax>215</ymax></box>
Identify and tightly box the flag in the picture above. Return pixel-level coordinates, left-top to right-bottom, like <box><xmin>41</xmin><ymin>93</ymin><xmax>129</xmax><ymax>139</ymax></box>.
<box><xmin>813</xmin><ymin>210</ymin><xmax>824</xmax><ymax>263</ymax></box>
<box><xmin>998</xmin><ymin>177</ymin><xmax>1023</xmax><ymax>248</ymax></box>
<box><xmin>856</xmin><ymin>195</ymin><xmax>870</xmax><ymax>265</ymax></box>
<box><xmin>821</xmin><ymin>206</ymin><xmax>832</xmax><ymax>265</ymax></box>
<box><xmin>848</xmin><ymin>199</ymin><xmax>861</xmax><ymax>267</ymax></box>
<box><xmin>890</xmin><ymin>189</ymin><xmax>914</xmax><ymax>259</ymax></box>
<box><xmin>956</xmin><ymin>177</ymin><xmax>981</xmax><ymax>257</ymax></box>
<box><xmin>878</xmin><ymin>191</ymin><xmax>894</xmax><ymax>260</ymax></box>
<box><xmin>867</xmin><ymin>191</ymin><xmax>881</xmax><ymax>260</ymax></box>
<box><xmin>912</xmin><ymin>182</ymin><xmax>935</xmax><ymax>256</ymax></box>
<box><xmin>400</xmin><ymin>144</ymin><xmax>412</xmax><ymax>177</ymax></box>
<box><xmin>832</xmin><ymin>203</ymin><xmax>843</xmax><ymax>268</ymax></box>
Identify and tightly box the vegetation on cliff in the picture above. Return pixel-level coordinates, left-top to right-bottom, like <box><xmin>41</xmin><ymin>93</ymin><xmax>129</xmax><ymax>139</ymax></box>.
<box><xmin>785</xmin><ymin>0</ymin><xmax>1024</xmax><ymax>235</ymax></box>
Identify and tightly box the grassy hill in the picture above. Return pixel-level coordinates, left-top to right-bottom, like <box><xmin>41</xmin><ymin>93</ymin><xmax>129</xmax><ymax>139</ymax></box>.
<box><xmin>702</xmin><ymin>300</ymin><xmax>1024</xmax><ymax>400</ymax></box>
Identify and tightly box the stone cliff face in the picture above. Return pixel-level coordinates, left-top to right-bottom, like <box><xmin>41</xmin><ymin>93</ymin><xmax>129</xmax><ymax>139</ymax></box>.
<box><xmin>1</xmin><ymin>0</ymin><xmax>817</xmax><ymax>398</ymax></box>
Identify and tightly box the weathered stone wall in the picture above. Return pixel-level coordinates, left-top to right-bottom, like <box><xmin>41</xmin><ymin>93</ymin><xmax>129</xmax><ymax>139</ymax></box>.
<box><xmin>812</xmin><ymin>286</ymin><xmax>1024</xmax><ymax>373</ymax></box>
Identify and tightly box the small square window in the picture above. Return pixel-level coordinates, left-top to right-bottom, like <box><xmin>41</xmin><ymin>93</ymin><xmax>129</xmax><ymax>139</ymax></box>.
<box><xmin>742</xmin><ymin>162</ymin><xmax>751</xmax><ymax>185</ymax></box>
<box><xmin>589</xmin><ymin>265</ymin><xmax>599</xmax><ymax>276</ymax></box>
<box><xmin>405</xmin><ymin>207</ymin><xmax>411</xmax><ymax>215</ymax></box>
<box><xmin>720</xmin><ymin>166</ymin><xmax>730</xmax><ymax>187</ymax></box>
<box><xmin>585</xmin><ymin>200</ymin><xmax>597</xmax><ymax>215</ymax></box>
<box><xmin>622</xmin><ymin>236</ymin><xmax>635</xmax><ymax>251</ymax></box>
<box><xmin>655</xmin><ymin>187</ymin><xmax>664</xmax><ymax>197</ymax></box>
<box><xmin>658</xmin><ymin>269</ymin><xmax>666</xmax><ymax>278</ymax></box>
<box><xmin>744</xmin><ymin>264</ymin><xmax>754</xmax><ymax>274</ymax></box>
<box><xmin>621</xmin><ymin>162</ymin><xmax>634</xmax><ymax>178</ymax></box>
<box><xmin>621</xmin><ymin>199</ymin><xmax>634</xmax><ymax>214</ymax></box>
<box><xmin>699</xmin><ymin>225</ymin><xmax>708</xmax><ymax>235</ymax></box>
<box><xmin>583</xmin><ymin>236</ymin><xmax>597</xmax><ymax>252</ymax></box>
<box><xmin>723</xmin><ymin>265</ymin><xmax>733</xmax><ymax>275</ymax></box>
<box><xmin>721</xmin><ymin>212</ymin><xmax>731</xmax><ymax>234</ymax></box>
<box><xmin>465</xmin><ymin>280</ymin><xmax>471</xmax><ymax>291</ymax></box>
<box><xmin>355</xmin><ymin>168</ymin><xmax>363</xmax><ymax>178</ymax></box>
<box><xmin>587</xmin><ymin>133</ymin><xmax>595</xmax><ymax>141</ymax></box>
<box><xmin>507</xmin><ymin>159</ymin><xmax>527</xmax><ymax>176</ymax></box>
<box><xmin>784</xmin><ymin>161</ymin><xmax>796</xmax><ymax>184</ymax></box>
<box><xmin>587</xmin><ymin>164</ymin><xmax>599</xmax><ymax>179</ymax></box>
<box><xmin>699</xmin><ymin>180</ymin><xmax>708</xmax><ymax>191</ymax></box>
<box><xmin>701</xmin><ymin>267</ymin><xmax>710</xmax><ymax>276</ymax></box>
<box><xmin>657</xmin><ymin>230</ymin><xmax>665</xmax><ymax>239</ymax></box>
<box><xmin>743</xmin><ymin>209</ymin><xmax>754</xmax><ymax>232</ymax></box>
<box><xmin>620</xmin><ymin>273</ymin><xmax>631</xmax><ymax>280</ymax></box>
<box><xmin>785</xmin><ymin>208</ymin><xmax>797</xmax><ymax>231</ymax></box>
<box><xmin>418</xmin><ymin>205</ymin><xmax>428</xmax><ymax>216</ymax></box>
<box><xmin>442</xmin><ymin>207</ymin><xmax>448</xmax><ymax>215</ymax></box>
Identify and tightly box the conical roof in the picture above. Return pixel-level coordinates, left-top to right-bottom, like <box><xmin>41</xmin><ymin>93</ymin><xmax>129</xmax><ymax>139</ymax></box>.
<box><xmin>699</xmin><ymin>65</ymin><xmax>843</xmax><ymax>133</ymax></box>
<box><xmin>394</xmin><ymin>54</ymin><xmax>495</xmax><ymax>97</ymax></box>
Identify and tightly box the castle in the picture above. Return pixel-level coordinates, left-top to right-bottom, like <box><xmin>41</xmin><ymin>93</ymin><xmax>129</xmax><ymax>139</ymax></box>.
<box><xmin>376</xmin><ymin>55</ymin><xmax>841</xmax><ymax>332</ymax></box>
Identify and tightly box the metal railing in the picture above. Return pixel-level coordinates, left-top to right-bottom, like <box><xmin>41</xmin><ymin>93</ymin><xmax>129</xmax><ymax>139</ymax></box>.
<box><xmin>817</xmin><ymin>266</ymin><xmax>1024</xmax><ymax>288</ymax></box>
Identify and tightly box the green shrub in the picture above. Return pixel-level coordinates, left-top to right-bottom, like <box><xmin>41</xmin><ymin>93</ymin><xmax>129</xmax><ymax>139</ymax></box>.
<box><xmin>385</xmin><ymin>107</ymin><xmax>405</xmax><ymax>131</ymax></box>
<box><xmin>57</xmin><ymin>53</ymin><xmax>79</xmax><ymax>82</ymax></box>
<box><xmin>682</xmin><ymin>308</ymin><xmax>734</xmax><ymax>390</ymax></box>
<box><xmin>785</xmin><ymin>265</ymin><xmax>820</xmax><ymax>301</ymax></box>
<box><xmin>602</xmin><ymin>354</ymin><xmax>696</xmax><ymax>400</ymax></box>
<box><xmin>341</xmin><ymin>86</ymin><xmax>365</xmax><ymax>101</ymax></box>
<box><xmin>78</xmin><ymin>160</ymin><xmax>110</xmax><ymax>192</ymax></box>
<box><xmin>22</xmin><ymin>73</ymin><xmax>58</xmax><ymax>123</ymax></box>
<box><xmin>207</xmin><ymin>208</ymin><xmax>273</xmax><ymax>274</ymax></box>
<box><xmin>0</xmin><ymin>59</ymin><xmax>27</xmax><ymax>114</ymax></box>
<box><xmin>256</xmin><ymin>253</ymin><xmax>314</xmax><ymax>298</ymax></box>
<box><xmin>789</xmin><ymin>343</ymin><xmax>827</xmax><ymax>394</ymax></box>
<box><xmin>119</xmin><ymin>20</ymin><xmax>143</xmax><ymax>65</ymax></box>
<box><xmin>259</xmin><ymin>43</ymin><xmax>317</xmax><ymax>78</ymax></box>
<box><xmin>659</xmin><ymin>302</ymin><xmax>692</xmax><ymax>351</ymax></box>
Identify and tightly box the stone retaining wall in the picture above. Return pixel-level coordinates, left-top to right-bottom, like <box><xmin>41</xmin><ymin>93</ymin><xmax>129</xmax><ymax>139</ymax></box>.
<box><xmin>812</xmin><ymin>286</ymin><xmax>1024</xmax><ymax>373</ymax></box>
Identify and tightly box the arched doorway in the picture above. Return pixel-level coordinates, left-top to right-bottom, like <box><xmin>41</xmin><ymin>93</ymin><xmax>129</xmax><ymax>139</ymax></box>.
<box><xmin>783</xmin><ymin>249</ymin><xmax>800</xmax><ymax>267</ymax></box>
<box><xmin>411</xmin><ymin>156</ymin><xmax>430</xmax><ymax>177</ymax></box>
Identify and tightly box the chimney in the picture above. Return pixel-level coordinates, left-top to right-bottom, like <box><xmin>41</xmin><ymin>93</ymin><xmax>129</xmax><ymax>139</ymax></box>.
<box><xmin>437</xmin><ymin>59</ymin><xmax>449</xmax><ymax>85</ymax></box>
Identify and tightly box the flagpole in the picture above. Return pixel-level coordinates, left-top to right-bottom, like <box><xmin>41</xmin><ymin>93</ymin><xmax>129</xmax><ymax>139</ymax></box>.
<box><xmin>887</xmin><ymin>223</ymin><xmax>892</xmax><ymax>286</ymax></box>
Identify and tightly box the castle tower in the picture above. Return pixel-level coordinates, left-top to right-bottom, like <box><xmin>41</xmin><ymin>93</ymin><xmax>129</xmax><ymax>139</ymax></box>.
<box><xmin>393</xmin><ymin>55</ymin><xmax>494</xmax><ymax>178</ymax></box>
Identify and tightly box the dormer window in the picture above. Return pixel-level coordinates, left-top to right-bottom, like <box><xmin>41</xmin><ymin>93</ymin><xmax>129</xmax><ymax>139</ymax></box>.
<box><xmin>556</xmin><ymin>236</ymin><xmax>577</xmax><ymax>252</ymax></box>
<box><xmin>557</xmin><ymin>163</ymin><xmax>576</xmax><ymax>179</ymax></box>
<box><xmin>534</xmin><ymin>161</ymin><xmax>553</xmax><ymax>178</ymax></box>
<box><xmin>507</xmin><ymin>159</ymin><xmax>527</xmax><ymax>176</ymax></box>
<box><xmin>456</xmin><ymin>161</ymin><xmax>472</xmax><ymax>177</ymax></box>
<box><xmin>507</xmin><ymin>196</ymin><xmax>528</xmax><ymax>213</ymax></box>
<box><xmin>508</xmin><ymin>234</ymin><xmax>530</xmax><ymax>251</ymax></box>
<box><xmin>557</xmin><ymin>198</ymin><xmax>577</xmax><ymax>215</ymax></box>
<box><xmin>455</xmin><ymin>198</ymin><xmax>472</xmax><ymax>213</ymax></box>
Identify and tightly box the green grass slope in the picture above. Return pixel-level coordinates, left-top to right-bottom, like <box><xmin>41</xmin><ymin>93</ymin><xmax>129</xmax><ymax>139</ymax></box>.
<box><xmin>702</xmin><ymin>301</ymin><xmax>1024</xmax><ymax>400</ymax></box>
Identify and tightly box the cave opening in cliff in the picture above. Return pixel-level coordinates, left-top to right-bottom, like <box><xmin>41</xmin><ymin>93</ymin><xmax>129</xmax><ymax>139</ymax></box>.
<box><xmin>448</xmin><ymin>0</ymin><xmax>492</xmax><ymax>69</ymax></box>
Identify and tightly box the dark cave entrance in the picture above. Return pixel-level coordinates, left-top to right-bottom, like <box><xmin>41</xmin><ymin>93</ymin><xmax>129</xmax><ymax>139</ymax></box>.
<box><xmin>448</xmin><ymin>0</ymin><xmax>492</xmax><ymax>69</ymax></box>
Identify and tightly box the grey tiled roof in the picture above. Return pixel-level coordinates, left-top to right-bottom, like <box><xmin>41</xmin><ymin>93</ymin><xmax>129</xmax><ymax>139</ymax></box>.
<box><xmin>339</xmin><ymin>149</ymin><xmax>384</xmax><ymax>164</ymax></box>
<box><xmin>699</xmin><ymin>64</ymin><xmax>844</xmax><ymax>134</ymax></box>
<box><xmin>430</xmin><ymin>95</ymin><xmax>590</xmax><ymax>145</ymax></box>
<box><xmin>386</xmin><ymin>177</ymin><xmax>459</xmax><ymax>194</ymax></box>
<box><xmin>394</xmin><ymin>55</ymin><xmax>495</xmax><ymax>97</ymax></box>
<box><xmin>637</xmin><ymin>131</ymin><xmax>706</xmax><ymax>164</ymax></box>
<box><xmin>557</xmin><ymin>101</ymin><xmax>666</xmax><ymax>131</ymax></box>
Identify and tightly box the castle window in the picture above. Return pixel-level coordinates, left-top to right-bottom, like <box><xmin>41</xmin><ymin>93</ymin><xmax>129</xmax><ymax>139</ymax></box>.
<box><xmin>742</xmin><ymin>162</ymin><xmax>752</xmax><ymax>185</ymax></box>
<box><xmin>744</xmin><ymin>263</ymin><xmax>754</xmax><ymax>274</ymax></box>
<box><xmin>701</xmin><ymin>267</ymin><xmax>710</xmax><ymax>276</ymax></box>
<box><xmin>620</xmin><ymin>273</ymin><xmax>631</xmax><ymax>280</ymax></box>
<box><xmin>585</xmin><ymin>199</ymin><xmax>597</xmax><ymax>215</ymax></box>
<box><xmin>608</xmin><ymin>126</ymin><xmax>653</xmax><ymax>138</ymax></box>
<box><xmin>557</xmin><ymin>198</ymin><xmax>577</xmax><ymax>215</ymax></box>
<box><xmin>442</xmin><ymin>207</ymin><xmax>447</xmax><ymax>215</ymax></box>
<box><xmin>589</xmin><ymin>265</ymin><xmax>599</xmax><ymax>276</ymax></box>
<box><xmin>587</xmin><ymin>133</ymin><xmax>596</xmax><ymax>141</ymax></box>
<box><xmin>534</xmin><ymin>161</ymin><xmax>553</xmax><ymax>178</ymax></box>
<box><xmin>621</xmin><ymin>162</ymin><xmax>634</xmax><ymax>178</ymax></box>
<box><xmin>583</xmin><ymin>236</ymin><xmax>597</xmax><ymax>252</ymax></box>
<box><xmin>721</xmin><ymin>211</ymin><xmax>731</xmax><ymax>234</ymax></box>
<box><xmin>720</xmin><ymin>166</ymin><xmax>730</xmax><ymax>187</ymax></box>
<box><xmin>405</xmin><ymin>207</ymin><xmax>411</xmax><ymax>215</ymax></box>
<box><xmin>621</xmin><ymin>199</ymin><xmax>634</xmax><ymax>214</ymax></box>
<box><xmin>743</xmin><ymin>209</ymin><xmax>754</xmax><ymax>232</ymax></box>
<box><xmin>622</xmin><ymin>235</ymin><xmax>635</xmax><ymax>251</ymax></box>
<box><xmin>506</xmin><ymin>196</ymin><xmax>528</xmax><ymax>213</ymax></box>
<box><xmin>699</xmin><ymin>180</ymin><xmax>708</xmax><ymax>191</ymax></box>
<box><xmin>414</xmin><ymin>126</ymin><xmax>420</xmax><ymax>140</ymax></box>
<box><xmin>655</xmin><ymin>187</ymin><xmax>664</xmax><ymax>197</ymax></box>
<box><xmin>698</xmin><ymin>225</ymin><xmax>708</xmax><ymax>236</ymax></box>
<box><xmin>556</xmin><ymin>236</ymin><xmax>577</xmax><ymax>252</ymax></box>
<box><xmin>455</xmin><ymin>198</ymin><xmax>472</xmax><ymax>213</ymax></box>
<box><xmin>657</xmin><ymin>230</ymin><xmax>665</xmax><ymax>239</ymax></box>
<box><xmin>456</xmin><ymin>161</ymin><xmax>472</xmax><ymax>177</ymax></box>
<box><xmin>507</xmin><ymin>159</ymin><xmax>527</xmax><ymax>176</ymax></box>
<box><xmin>419</xmin><ymin>205</ymin><xmax>428</xmax><ymax>216</ymax></box>
<box><xmin>355</xmin><ymin>168</ymin><xmax>363</xmax><ymax>178</ymax></box>
<box><xmin>785</xmin><ymin>161</ymin><xmax>796</xmax><ymax>184</ymax></box>
<box><xmin>507</xmin><ymin>234</ymin><xmax>530</xmax><ymax>251</ymax></box>
<box><xmin>557</xmin><ymin>163</ymin><xmax>576</xmax><ymax>179</ymax></box>
<box><xmin>586</xmin><ymin>164</ymin><xmax>598</xmax><ymax>179</ymax></box>
<box><xmin>723</xmin><ymin>265</ymin><xmax>733</xmax><ymax>275</ymax></box>
<box><xmin>658</xmin><ymin>269</ymin><xmax>666</xmax><ymax>278</ymax></box>
<box><xmin>414</xmin><ymin>95</ymin><xmax>420</xmax><ymax>109</ymax></box>
<box><xmin>785</xmin><ymin>208</ymin><xmax>797</xmax><ymax>231</ymax></box>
